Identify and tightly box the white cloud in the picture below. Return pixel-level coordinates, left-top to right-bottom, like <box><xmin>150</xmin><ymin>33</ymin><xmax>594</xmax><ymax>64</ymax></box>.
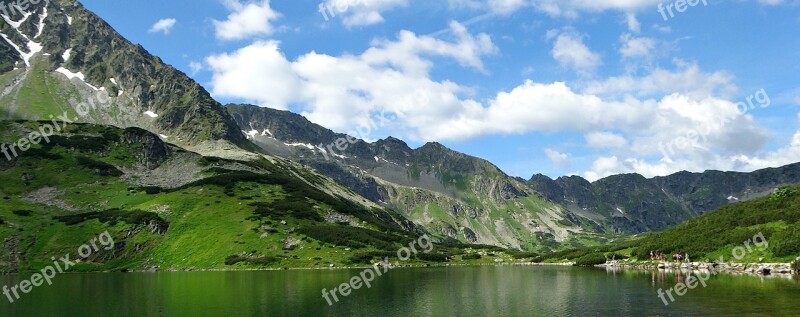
<box><xmin>544</xmin><ymin>148</ymin><xmax>571</xmax><ymax>167</ymax></box>
<box><xmin>206</xmin><ymin>40</ymin><xmax>302</xmax><ymax>110</ymax></box>
<box><xmin>619</xmin><ymin>33</ymin><xmax>656</xmax><ymax>59</ymax></box>
<box><xmin>652</xmin><ymin>24</ymin><xmax>672</xmax><ymax>33</ymax></box>
<box><xmin>322</xmin><ymin>0</ymin><xmax>408</xmax><ymax>27</ymax></box>
<box><xmin>585</xmin><ymin>132</ymin><xmax>628</xmax><ymax>149</ymax></box>
<box><xmin>148</xmin><ymin>18</ymin><xmax>176</xmax><ymax>34</ymax></box>
<box><xmin>470</xmin><ymin>0</ymin><xmax>787</xmax><ymax>16</ymax></box>
<box><xmin>488</xmin><ymin>0</ymin><xmax>528</xmax><ymax>14</ymax></box>
<box><xmin>549</xmin><ymin>31</ymin><xmax>602</xmax><ymax>75</ymax></box>
<box><xmin>205</xmin><ymin>14</ymin><xmax>796</xmax><ymax>182</ymax></box>
<box><xmin>625</xmin><ymin>13</ymin><xmax>640</xmax><ymax>33</ymax></box>
<box><xmin>189</xmin><ymin>61</ymin><xmax>203</xmax><ymax>75</ymax></box>
<box><xmin>213</xmin><ymin>0</ymin><xmax>280</xmax><ymax>41</ymax></box>
<box><xmin>206</xmin><ymin>22</ymin><xmax>496</xmax><ymax>131</ymax></box>
<box><xmin>582</xmin><ymin>59</ymin><xmax>738</xmax><ymax>99</ymax></box>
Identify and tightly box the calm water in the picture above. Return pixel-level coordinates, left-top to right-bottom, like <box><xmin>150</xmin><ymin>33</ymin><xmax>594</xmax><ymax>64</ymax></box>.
<box><xmin>1</xmin><ymin>266</ymin><xmax>799</xmax><ymax>316</ymax></box>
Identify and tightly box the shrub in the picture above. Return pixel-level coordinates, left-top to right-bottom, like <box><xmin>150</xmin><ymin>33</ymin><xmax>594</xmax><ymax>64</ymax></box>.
<box><xmin>771</xmin><ymin>223</ymin><xmax>800</xmax><ymax>257</ymax></box>
<box><xmin>461</xmin><ymin>254</ymin><xmax>481</xmax><ymax>260</ymax></box>
<box><xmin>509</xmin><ymin>251</ymin><xmax>539</xmax><ymax>259</ymax></box>
<box><xmin>416</xmin><ymin>253</ymin><xmax>448</xmax><ymax>262</ymax></box>
<box><xmin>55</xmin><ymin>209</ymin><xmax>169</xmax><ymax>232</ymax></box>
<box><xmin>12</xmin><ymin>210</ymin><xmax>33</xmax><ymax>216</ymax></box>
<box><xmin>225</xmin><ymin>255</ymin><xmax>278</xmax><ymax>266</ymax></box>
<box><xmin>349</xmin><ymin>251</ymin><xmax>396</xmax><ymax>264</ymax></box>
<box><xmin>298</xmin><ymin>225</ymin><xmax>410</xmax><ymax>251</ymax></box>
<box><xmin>574</xmin><ymin>253</ymin><xmax>607</xmax><ymax>266</ymax></box>
<box><xmin>0</xmin><ymin>216</ymin><xmax>4</xmax><ymax>224</ymax></box>
<box><xmin>792</xmin><ymin>259</ymin><xmax>799</xmax><ymax>273</ymax></box>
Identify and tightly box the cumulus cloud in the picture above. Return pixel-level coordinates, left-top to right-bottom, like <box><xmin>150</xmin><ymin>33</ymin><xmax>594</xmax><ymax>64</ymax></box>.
<box><xmin>545</xmin><ymin>149</ymin><xmax>571</xmax><ymax>168</ymax></box>
<box><xmin>148</xmin><ymin>18</ymin><xmax>176</xmax><ymax>34</ymax></box>
<box><xmin>585</xmin><ymin>132</ymin><xmax>628</xmax><ymax>149</ymax></box>
<box><xmin>206</xmin><ymin>22</ymin><xmax>496</xmax><ymax>133</ymax></box>
<box><xmin>582</xmin><ymin>59</ymin><xmax>738</xmax><ymax>99</ymax></box>
<box><xmin>619</xmin><ymin>33</ymin><xmax>656</xmax><ymax>59</ymax></box>
<box><xmin>548</xmin><ymin>30</ymin><xmax>602</xmax><ymax>76</ymax></box>
<box><xmin>205</xmin><ymin>13</ymin><xmax>794</xmax><ymax>182</ymax></box>
<box><xmin>213</xmin><ymin>0</ymin><xmax>280</xmax><ymax>41</ymax></box>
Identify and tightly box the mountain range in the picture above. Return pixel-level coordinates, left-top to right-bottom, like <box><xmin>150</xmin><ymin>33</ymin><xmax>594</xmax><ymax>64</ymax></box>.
<box><xmin>1</xmin><ymin>0</ymin><xmax>799</xmax><ymax>272</ymax></box>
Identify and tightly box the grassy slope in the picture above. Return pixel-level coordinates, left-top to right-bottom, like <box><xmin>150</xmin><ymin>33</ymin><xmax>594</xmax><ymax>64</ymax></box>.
<box><xmin>534</xmin><ymin>185</ymin><xmax>800</xmax><ymax>264</ymax></box>
<box><xmin>0</xmin><ymin>122</ymin><xmax>521</xmax><ymax>273</ymax></box>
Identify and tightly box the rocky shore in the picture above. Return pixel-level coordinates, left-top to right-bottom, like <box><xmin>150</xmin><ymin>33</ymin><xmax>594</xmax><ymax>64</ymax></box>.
<box><xmin>600</xmin><ymin>260</ymin><xmax>796</xmax><ymax>275</ymax></box>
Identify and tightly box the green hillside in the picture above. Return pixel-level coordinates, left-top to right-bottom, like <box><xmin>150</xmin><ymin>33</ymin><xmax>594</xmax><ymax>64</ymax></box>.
<box><xmin>534</xmin><ymin>184</ymin><xmax>800</xmax><ymax>264</ymax></box>
<box><xmin>0</xmin><ymin>121</ymin><xmax>462</xmax><ymax>272</ymax></box>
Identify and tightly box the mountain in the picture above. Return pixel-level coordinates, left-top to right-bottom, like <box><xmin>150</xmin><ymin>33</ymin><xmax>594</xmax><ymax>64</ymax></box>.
<box><xmin>227</xmin><ymin>104</ymin><xmax>620</xmax><ymax>251</ymax></box>
<box><xmin>535</xmin><ymin>184</ymin><xmax>800</xmax><ymax>265</ymax></box>
<box><xmin>228</xmin><ymin>104</ymin><xmax>800</xmax><ymax>241</ymax></box>
<box><xmin>528</xmin><ymin>163</ymin><xmax>800</xmax><ymax>233</ymax></box>
<box><xmin>0</xmin><ymin>121</ymin><xmax>437</xmax><ymax>272</ymax></box>
<box><xmin>0</xmin><ymin>0</ymin><xmax>254</xmax><ymax>156</ymax></box>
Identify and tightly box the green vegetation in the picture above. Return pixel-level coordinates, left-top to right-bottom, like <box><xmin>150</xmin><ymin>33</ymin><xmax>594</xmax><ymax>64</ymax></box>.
<box><xmin>534</xmin><ymin>184</ymin><xmax>800</xmax><ymax>264</ymax></box>
<box><xmin>12</xmin><ymin>210</ymin><xmax>33</xmax><ymax>216</ymax></box>
<box><xmin>54</xmin><ymin>209</ymin><xmax>169</xmax><ymax>232</ymax></box>
<box><xmin>574</xmin><ymin>253</ymin><xmax>607</xmax><ymax>266</ymax></box>
<box><xmin>297</xmin><ymin>225</ymin><xmax>411</xmax><ymax>251</ymax></box>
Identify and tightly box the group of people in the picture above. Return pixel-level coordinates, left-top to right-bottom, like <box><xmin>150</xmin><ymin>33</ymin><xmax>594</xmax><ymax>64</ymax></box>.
<box><xmin>649</xmin><ymin>250</ymin><xmax>690</xmax><ymax>263</ymax></box>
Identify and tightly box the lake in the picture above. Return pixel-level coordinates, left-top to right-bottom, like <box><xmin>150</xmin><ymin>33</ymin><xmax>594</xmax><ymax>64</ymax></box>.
<box><xmin>1</xmin><ymin>266</ymin><xmax>799</xmax><ymax>316</ymax></box>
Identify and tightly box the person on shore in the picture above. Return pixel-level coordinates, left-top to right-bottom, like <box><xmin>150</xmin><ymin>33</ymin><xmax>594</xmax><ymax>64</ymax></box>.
<box><xmin>685</xmin><ymin>252</ymin><xmax>690</xmax><ymax>263</ymax></box>
<box><xmin>650</xmin><ymin>251</ymin><xmax>655</xmax><ymax>261</ymax></box>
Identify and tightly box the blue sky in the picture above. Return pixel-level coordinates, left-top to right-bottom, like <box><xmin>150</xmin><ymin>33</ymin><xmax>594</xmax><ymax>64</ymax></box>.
<box><xmin>79</xmin><ymin>0</ymin><xmax>800</xmax><ymax>181</ymax></box>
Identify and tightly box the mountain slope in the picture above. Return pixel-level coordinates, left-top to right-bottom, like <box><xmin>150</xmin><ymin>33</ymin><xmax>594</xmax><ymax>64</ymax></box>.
<box><xmin>529</xmin><ymin>163</ymin><xmax>800</xmax><ymax>233</ymax></box>
<box><xmin>227</xmin><ymin>104</ymin><xmax>617</xmax><ymax>251</ymax></box>
<box><xmin>0</xmin><ymin>0</ymin><xmax>253</xmax><ymax>155</ymax></box>
<box><xmin>0</xmin><ymin>121</ymin><xmax>430</xmax><ymax>272</ymax></box>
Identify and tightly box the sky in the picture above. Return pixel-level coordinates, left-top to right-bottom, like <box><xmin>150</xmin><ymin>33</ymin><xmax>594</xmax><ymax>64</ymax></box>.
<box><xmin>78</xmin><ymin>0</ymin><xmax>800</xmax><ymax>181</ymax></box>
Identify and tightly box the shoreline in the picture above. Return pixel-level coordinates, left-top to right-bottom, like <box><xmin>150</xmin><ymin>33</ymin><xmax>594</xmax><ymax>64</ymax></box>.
<box><xmin>0</xmin><ymin>260</ymin><xmax>794</xmax><ymax>275</ymax></box>
<box><xmin>597</xmin><ymin>260</ymin><xmax>796</xmax><ymax>276</ymax></box>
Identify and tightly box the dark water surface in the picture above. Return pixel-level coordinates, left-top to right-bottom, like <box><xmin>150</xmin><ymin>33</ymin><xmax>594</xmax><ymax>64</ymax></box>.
<box><xmin>1</xmin><ymin>265</ymin><xmax>799</xmax><ymax>316</ymax></box>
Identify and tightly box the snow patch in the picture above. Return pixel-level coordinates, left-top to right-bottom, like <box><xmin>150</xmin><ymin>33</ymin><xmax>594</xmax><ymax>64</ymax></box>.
<box><xmin>284</xmin><ymin>143</ymin><xmax>315</xmax><ymax>150</ymax></box>
<box><xmin>34</xmin><ymin>6</ymin><xmax>47</xmax><ymax>39</ymax></box>
<box><xmin>159</xmin><ymin>134</ymin><xmax>169</xmax><ymax>139</ymax></box>
<box><xmin>23</xmin><ymin>41</ymin><xmax>43</xmax><ymax>65</ymax></box>
<box><xmin>42</xmin><ymin>53</ymin><xmax>50</xmax><ymax>56</ymax></box>
<box><xmin>1</xmin><ymin>7</ymin><xmax>33</xmax><ymax>29</ymax></box>
<box><xmin>109</xmin><ymin>78</ymin><xmax>117</xmax><ymax>85</ymax></box>
<box><xmin>66</xmin><ymin>15</ymin><xmax>72</xmax><ymax>25</ymax></box>
<box><xmin>261</xmin><ymin>129</ymin><xmax>273</xmax><ymax>137</ymax></box>
<box><xmin>62</xmin><ymin>48</ymin><xmax>72</xmax><ymax>62</ymax></box>
<box><xmin>55</xmin><ymin>67</ymin><xmax>85</xmax><ymax>81</ymax></box>
<box><xmin>245</xmin><ymin>130</ymin><xmax>259</xmax><ymax>139</ymax></box>
<box><xmin>374</xmin><ymin>156</ymin><xmax>379</xmax><ymax>162</ymax></box>
<box><xmin>144</xmin><ymin>111</ymin><xmax>159</xmax><ymax>118</ymax></box>
<box><xmin>727</xmin><ymin>196</ymin><xmax>739</xmax><ymax>201</ymax></box>
<box><xmin>0</xmin><ymin>32</ymin><xmax>25</xmax><ymax>64</ymax></box>
<box><xmin>616</xmin><ymin>207</ymin><xmax>625</xmax><ymax>214</ymax></box>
